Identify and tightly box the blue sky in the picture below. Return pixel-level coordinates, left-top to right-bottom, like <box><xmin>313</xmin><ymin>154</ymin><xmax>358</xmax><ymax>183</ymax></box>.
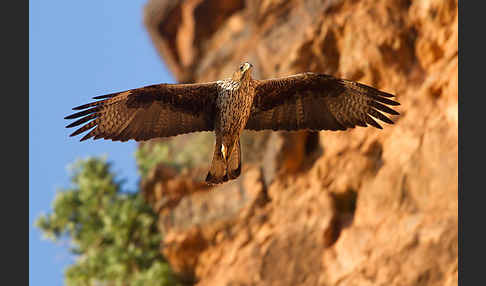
<box><xmin>29</xmin><ymin>1</ymin><xmax>174</xmax><ymax>285</ymax></box>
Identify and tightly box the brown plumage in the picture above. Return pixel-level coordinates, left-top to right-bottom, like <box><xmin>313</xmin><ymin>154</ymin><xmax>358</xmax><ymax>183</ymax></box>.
<box><xmin>65</xmin><ymin>62</ymin><xmax>400</xmax><ymax>184</ymax></box>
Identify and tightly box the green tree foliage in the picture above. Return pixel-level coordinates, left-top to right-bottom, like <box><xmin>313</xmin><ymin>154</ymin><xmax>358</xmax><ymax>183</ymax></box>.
<box><xmin>135</xmin><ymin>133</ymin><xmax>214</xmax><ymax>179</ymax></box>
<box><xmin>35</xmin><ymin>157</ymin><xmax>179</xmax><ymax>286</ymax></box>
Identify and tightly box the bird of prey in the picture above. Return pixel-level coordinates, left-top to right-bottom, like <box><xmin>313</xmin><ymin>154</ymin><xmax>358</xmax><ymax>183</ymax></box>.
<box><xmin>65</xmin><ymin>62</ymin><xmax>399</xmax><ymax>184</ymax></box>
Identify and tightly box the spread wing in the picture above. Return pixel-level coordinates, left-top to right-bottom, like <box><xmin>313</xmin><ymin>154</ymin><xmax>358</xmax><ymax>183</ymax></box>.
<box><xmin>246</xmin><ymin>73</ymin><xmax>399</xmax><ymax>131</ymax></box>
<box><xmin>65</xmin><ymin>82</ymin><xmax>219</xmax><ymax>141</ymax></box>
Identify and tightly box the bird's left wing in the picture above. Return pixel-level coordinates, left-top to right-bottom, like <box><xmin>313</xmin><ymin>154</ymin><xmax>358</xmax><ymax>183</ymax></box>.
<box><xmin>65</xmin><ymin>82</ymin><xmax>219</xmax><ymax>141</ymax></box>
<box><xmin>246</xmin><ymin>73</ymin><xmax>399</xmax><ymax>131</ymax></box>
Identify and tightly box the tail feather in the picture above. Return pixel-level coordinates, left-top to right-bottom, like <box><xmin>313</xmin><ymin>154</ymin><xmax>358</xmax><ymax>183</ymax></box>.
<box><xmin>205</xmin><ymin>140</ymin><xmax>242</xmax><ymax>184</ymax></box>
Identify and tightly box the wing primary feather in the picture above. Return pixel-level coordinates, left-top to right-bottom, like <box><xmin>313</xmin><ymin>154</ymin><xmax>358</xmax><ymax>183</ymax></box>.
<box><xmin>80</xmin><ymin>128</ymin><xmax>98</xmax><ymax>141</ymax></box>
<box><xmin>370</xmin><ymin>95</ymin><xmax>400</xmax><ymax>106</ymax></box>
<box><xmin>92</xmin><ymin>92</ymin><xmax>119</xmax><ymax>100</ymax></box>
<box><xmin>372</xmin><ymin>90</ymin><xmax>395</xmax><ymax>98</ymax></box>
<box><xmin>369</xmin><ymin>101</ymin><xmax>400</xmax><ymax>115</ymax></box>
<box><xmin>365</xmin><ymin>89</ymin><xmax>395</xmax><ymax>98</ymax></box>
<box><xmin>66</xmin><ymin>113</ymin><xmax>97</xmax><ymax>128</ymax></box>
<box><xmin>72</xmin><ymin>100</ymin><xmax>105</xmax><ymax>110</ymax></box>
<box><xmin>70</xmin><ymin>121</ymin><xmax>97</xmax><ymax>137</ymax></box>
<box><xmin>64</xmin><ymin>107</ymin><xmax>100</xmax><ymax>119</ymax></box>
<box><xmin>365</xmin><ymin>115</ymin><xmax>383</xmax><ymax>129</ymax></box>
<box><xmin>345</xmin><ymin>80</ymin><xmax>395</xmax><ymax>98</ymax></box>
<box><xmin>368</xmin><ymin>109</ymin><xmax>394</xmax><ymax>124</ymax></box>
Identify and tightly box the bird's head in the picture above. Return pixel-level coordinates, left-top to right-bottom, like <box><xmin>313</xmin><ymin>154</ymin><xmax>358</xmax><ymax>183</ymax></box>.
<box><xmin>232</xmin><ymin>62</ymin><xmax>253</xmax><ymax>82</ymax></box>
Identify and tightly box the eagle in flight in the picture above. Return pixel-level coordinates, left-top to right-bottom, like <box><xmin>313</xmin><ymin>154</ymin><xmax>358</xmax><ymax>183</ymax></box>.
<box><xmin>66</xmin><ymin>62</ymin><xmax>399</xmax><ymax>184</ymax></box>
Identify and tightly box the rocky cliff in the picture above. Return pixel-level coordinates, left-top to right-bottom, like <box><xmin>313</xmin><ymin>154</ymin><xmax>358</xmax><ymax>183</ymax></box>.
<box><xmin>141</xmin><ymin>0</ymin><xmax>458</xmax><ymax>285</ymax></box>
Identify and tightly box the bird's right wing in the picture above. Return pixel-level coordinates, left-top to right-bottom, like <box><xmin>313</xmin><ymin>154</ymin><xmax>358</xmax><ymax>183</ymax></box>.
<box><xmin>246</xmin><ymin>73</ymin><xmax>399</xmax><ymax>131</ymax></box>
<box><xmin>65</xmin><ymin>82</ymin><xmax>220</xmax><ymax>141</ymax></box>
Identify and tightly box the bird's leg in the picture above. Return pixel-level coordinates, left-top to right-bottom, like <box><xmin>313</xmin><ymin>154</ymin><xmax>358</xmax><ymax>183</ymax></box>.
<box><xmin>221</xmin><ymin>136</ymin><xmax>234</xmax><ymax>163</ymax></box>
<box><xmin>221</xmin><ymin>144</ymin><xmax>228</xmax><ymax>162</ymax></box>
<box><xmin>221</xmin><ymin>137</ymin><xmax>238</xmax><ymax>164</ymax></box>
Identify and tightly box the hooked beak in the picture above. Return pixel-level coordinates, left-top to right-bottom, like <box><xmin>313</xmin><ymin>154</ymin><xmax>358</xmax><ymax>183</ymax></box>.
<box><xmin>242</xmin><ymin>62</ymin><xmax>253</xmax><ymax>73</ymax></box>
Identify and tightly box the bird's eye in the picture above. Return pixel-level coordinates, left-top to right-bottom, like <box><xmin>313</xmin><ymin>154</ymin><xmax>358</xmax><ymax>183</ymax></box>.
<box><xmin>240</xmin><ymin>65</ymin><xmax>244</xmax><ymax>71</ymax></box>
